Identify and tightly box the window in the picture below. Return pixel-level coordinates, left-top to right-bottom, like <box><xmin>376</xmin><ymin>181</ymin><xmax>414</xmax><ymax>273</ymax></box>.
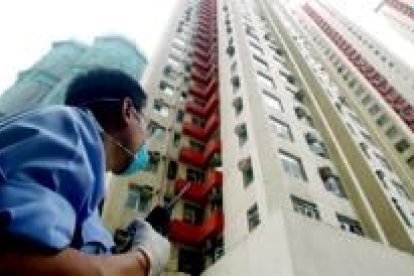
<box><xmin>358</xmin><ymin>142</ymin><xmax>371</xmax><ymax>159</ymax></box>
<box><xmin>392</xmin><ymin>181</ymin><xmax>411</xmax><ymax>200</ymax></box>
<box><xmin>247</xmin><ymin>203</ymin><xmax>260</xmax><ymax>232</ymax></box>
<box><xmin>361</xmin><ymin>94</ymin><xmax>372</xmax><ymax>105</ymax></box>
<box><xmin>249</xmin><ymin>41</ymin><xmax>264</xmax><ymax>55</ymax></box>
<box><xmin>176</xmin><ymin>110</ymin><xmax>184</xmax><ymax>123</ymax></box>
<box><xmin>235</xmin><ymin>123</ymin><xmax>248</xmax><ymax>146</ymax></box>
<box><xmin>238</xmin><ymin>157</ymin><xmax>254</xmax><ymax>187</ymax></box>
<box><xmin>183</xmin><ymin>203</ymin><xmax>204</xmax><ymax>224</ymax></box>
<box><xmin>262</xmin><ymin>90</ymin><xmax>283</xmax><ymax>112</ymax></box>
<box><xmin>295</xmin><ymin>106</ymin><xmax>314</xmax><ymax>127</ymax></box>
<box><xmin>233</xmin><ymin>97</ymin><xmax>243</xmax><ymax>115</ymax></box>
<box><xmin>319</xmin><ymin>167</ymin><xmax>346</xmax><ymax>198</ymax></box>
<box><xmin>386</xmin><ymin>126</ymin><xmax>399</xmax><ymax>139</ymax></box>
<box><xmin>186</xmin><ymin>168</ymin><xmax>205</xmax><ymax>181</ymax></box>
<box><xmin>376</xmin><ymin>114</ymin><xmax>388</xmax><ymax>126</ymax></box>
<box><xmin>173</xmin><ymin>132</ymin><xmax>181</xmax><ymax>147</ymax></box>
<box><xmin>374</xmin><ymin>153</ymin><xmax>392</xmax><ymax>171</ymax></box>
<box><xmin>145</xmin><ymin>152</ymin><xmax>160</xmax><ymax>172</ymax></box>
<box><xmin>368</xmin><ymin>104</ymin><xmax>380</xmax><ymax>115</ymax></box>
<box><xmin>407</xmin><ymin>155</ymin><xmax>414</xmax><ymax>169</ymax></box>
<box><xmin>153</xmin><ymin>99</ymin><xmax>169</xmax><ymax>117</ymax></box>
<box><xmin>279</xmin><ymin>151</ymin><xmax>307</xmax><ymax>181</ymax></box>
<box><xmin>337</xmin><ymin>214</ymin><xmax>363</xmax><ymax>236</ymax></box>
<box><xmin>305</xmin><ymin>133</ymin><xmax>328</xmax><ymax>158</ymax></box>
<box><xmin>125</xmin><ymin>185</ymin><xmax>152</xmax><ymax>212</ymax></box>
<box><xmin>159</xmin><ymin>80</ymin><xmax>175</xmax><ymax>95</ymax></box>
<box><xmin>395</xmin><ymin>139</ymin><xmax>410</xmax><ymax>153</ymax></box>
<box><xmin>252</xmin><ymin>54</ymin><xmax>268</xmax><ymax>69</ymax></box>
<box><xmin>291</xmin><ymin>196</ymin><xmax>320</xmax><ymax>220</ymax></box>
<box><xmin>189</xmin><ymin>140</ymin><xmax>204</xmax><ymax>151</ymax></box>
<box><xmin>360</xmin><ymin>131</ymin><xmax>375</xmax><ymax>145</ymax></box>
<box><xmin>391</xmin><ymin>198</ymin><xmax>412</xmax><ymax>227</ymax></box>
<box><xmin>269</xmin><ymin>116</ymin><xmax>292</xmax><ymax>141</ymax></box>
<box><xmin>167</xmin><ymin>160</ymin><xmax>178</xmax><ymax>180</ymax></box>
<box><xmin>257</xmin><ymin>70</ymin><xmax>275</xmax><ymax>88</ymax></box>
<box><xmin>148</xmin><ymin>121</ymin><xmax>166</xmax><ymax>140</ymax></box>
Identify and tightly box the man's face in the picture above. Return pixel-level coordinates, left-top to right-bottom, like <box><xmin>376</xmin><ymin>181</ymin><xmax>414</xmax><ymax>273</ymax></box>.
<box><xmin>109</xmin><ymin>98</ymin><xmax>148</xmax><ymax>174</ymax></box>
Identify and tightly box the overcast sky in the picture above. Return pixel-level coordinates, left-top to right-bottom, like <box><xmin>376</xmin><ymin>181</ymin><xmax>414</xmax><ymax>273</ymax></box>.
<box><xmin>0</xmin><ymin>0</ymin><xmax>413</xmax><ymax>96</ymax></box>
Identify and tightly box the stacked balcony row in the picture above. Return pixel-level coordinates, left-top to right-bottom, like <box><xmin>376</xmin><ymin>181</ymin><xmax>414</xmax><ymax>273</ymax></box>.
<box><xmin>169</xmin><ymin>0</ymin><xmax>223</xmax><ymax>247</ymax></box>
<box><xmin>303</xmin><ymin>4</ymin><xmax>414</xmax><ymax>132</ymax></box>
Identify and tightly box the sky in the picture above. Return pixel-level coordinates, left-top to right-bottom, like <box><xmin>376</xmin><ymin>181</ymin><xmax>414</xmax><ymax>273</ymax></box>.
<box><xmin>0</xmin><ymin>0</ymin><xmax>178</xmax><ymax>94</ymax></box>
<box><xmin>0</xmin><ymin>0</ymin><xmax>413</xmax><ymax>96</ymax></box>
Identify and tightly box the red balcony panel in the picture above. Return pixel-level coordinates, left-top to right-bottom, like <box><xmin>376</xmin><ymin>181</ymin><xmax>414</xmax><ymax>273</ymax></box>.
<box><xmin>366</xmin><ymin>70</ymin><xmax>379</xmax><ymax>80</ymax></box>
<box><xmin>193</xmin><ymin>57</ymin><xmax>211</xmax><ymax>71</ymax></box>
<box><xmin>191</xmin><ymin>65</ymin><xmax>217</xmax><ymax>84</ymax></box>
<box><xmin>401</xmin><ymin>107</ymin><xmax>414</xmax><ymax>125</ymax></box>
<box><xmin>350</xmin><ymin>52</ymin><xmax>360</xmax><ymax>61</ymax></box>
<box><xmin>345</xmin><ymin>47</ymin><xmax>355</xmax><ymax>57</ymax></box>
<box><xmin>189</xmin><ymin>78</ymin><xmax>218</xmax><ymax>101</ymax></box>
<box><xmin>186</xmin><ymin>93</ymin><xmax>219</xmax><ymax>118</ymax></box>
<box><xmin>186</xmin><ymin>101</ymin><xmax>205</xmax><ymax>117</ymax></box>
<box><xmin>371</xmin><ymin>75</ymin><xmax>387</xmax><ymax>89</ymax></box>
<box><xmin>194</xmin><ymin>48</ymin><xmax>210</xmax><ymax>60</ymax></box>
<box><xmin>377</xmin><ymin>82</ymin><xmax>394</xmax><ymax>96</ymax></box>
<box><xmin>182</xmin><ymin>122</ymin><xmax>205</xmax><ymax>141</ymax></box>
<box><xmin>168</xmin><ymin>210</ymin><xmax>224</xmax><ymax>246</ymax></box>
<box><xmin>182</xmin><ymin>113</ymin><xmax>219</xmax><ymax>141</ymax></box>
<box><xmin>179</xmin><ymin>139</ymin><xmax>221</xmax><ymax>168</ymax></box>
<box><xmin>383</xmin><ymin>90</ymin><xmax>400</xmax><ymax>103</ymax></box>
<box><xmin>393</xmin><ymin>97</ymin><xmax>411</xmax><ymax>114</ymax></box>
<box><xmin>204</xmin><ymin>93</ymin><xmax>219</xmax><ymax>116</ymax></box>
<box><xmin>175</xmin><ymin>170</ymin><xmax>223</xmax><ymax>205</ymax></box>
<box><xmin>179</xmin><ymin>147</ymin><xmax>204</xmax><ymax>167</ymax></box>
<box><xmin>194</xmin><ymin>41</ymin><xmax>209</xmax><ymax>52</ymax></box>
<box><xmin>192</xmin><ymin>68</ymin><xmax>210</xmax><ymax>84</ymax></box>
<box><xmin>203</xmin><ymin>139</ymin><xmax>221</xmax><ymax>162</ymax></box>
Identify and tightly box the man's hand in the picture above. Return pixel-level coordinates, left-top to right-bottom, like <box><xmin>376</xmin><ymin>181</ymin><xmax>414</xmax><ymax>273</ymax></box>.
<box><xmin>128</xmin><ymin>219</ymin><xmax>171</xmax><ymax>276</ymax></box>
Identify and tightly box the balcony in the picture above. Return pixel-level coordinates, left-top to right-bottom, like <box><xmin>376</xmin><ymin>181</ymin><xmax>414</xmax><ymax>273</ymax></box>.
<box><xmin>191</xmin><ymin>65</ymin><xmax>217</xmax><ymax>84</ymax></box>
<box><xmin>182</xmin><ymin>113</ymin><xmax>220</xmax><ymax>141</ymax></box>
<box><xmin>185</xmin><ymin>93</ymin><xmax>219</xmax><ymax>118</ymax></box>
<box><xmin>179</xmin><ymin>139</ymin><xmax>221</xmax><ymax>167</ymax></box>
<box><xmin>193</xmin><ymin>56</ymin><xmax>213</xmax><ymax>71</ymax></box>
<box><xmin>175</xmin><ymin>170</ymin><xmax>223</xmax><ymax>205</ymax></box>
<box><xmin>189</xmin><ymin>77</ymin><xmax>218</xmax><ymax>101</ymax></box>
<box><xmin>169</xmin><ymin>210</ymin><xmax>224</xmax><ymax>246</ymax></box>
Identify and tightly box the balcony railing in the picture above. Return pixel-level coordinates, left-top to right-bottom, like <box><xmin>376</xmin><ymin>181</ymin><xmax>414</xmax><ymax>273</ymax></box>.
<box><xmin>182</xmin><ymin>113</ymin><xmax>220</xmax><ymax>141</ymax></box>
<box><xmin>186</xmin><ymin>93</ymin><xmax>219</xmax><ymax>118</ymax></box>
<box><xmin>179</xmin><ymin>139</ymin><xmax>221</xmax><ymax>167</ymax></box>
<box><xmin>189</xmin><ymin>77</ymin><xmax>218</xmax><ymax>100</ymax></box>
<box><xmin>169</xmin><ymin>210</ymin><xmax>224</xmax><ymax>246</ymax></box>
<box><xmin>175</xmin><ymin>170</ymin><xmax>223</xmax><ymax>205</ymax></box>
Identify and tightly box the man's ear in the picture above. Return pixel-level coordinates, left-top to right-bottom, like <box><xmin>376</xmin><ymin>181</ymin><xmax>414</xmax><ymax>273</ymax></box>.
<box><xmin>121</xmin><ymin>97</ymin><xmax>135</xmax><ymax>125</ymax></box>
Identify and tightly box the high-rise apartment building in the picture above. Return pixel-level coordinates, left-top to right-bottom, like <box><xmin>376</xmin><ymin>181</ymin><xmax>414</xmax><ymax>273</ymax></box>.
<box><xmin>102</xmin><ymin>0</ymin><xmax>414</xmax><ymax>275</ymax></box>
<box><xmin>0</xmin><ymin>35</ymin><xmax>147</xmax><ymax>115</ymax></box>
<box><xmin>377</xmin><ymin>0</ymin><xmax>414</xmax><ymax>44</ymax></box>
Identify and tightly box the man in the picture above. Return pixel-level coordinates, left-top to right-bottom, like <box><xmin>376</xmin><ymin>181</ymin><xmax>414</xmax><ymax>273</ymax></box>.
<box><xmin>0</xmin><ymin>69</ymin><xmax>170</xmax><ymax>275</ymax></box>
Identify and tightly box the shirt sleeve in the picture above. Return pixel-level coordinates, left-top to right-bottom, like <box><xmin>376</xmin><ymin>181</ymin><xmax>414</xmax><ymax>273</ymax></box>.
<box><xmin>0</xmin><ymin>106</ymin><xmax>113</xmax><ymax>252</ymax></box>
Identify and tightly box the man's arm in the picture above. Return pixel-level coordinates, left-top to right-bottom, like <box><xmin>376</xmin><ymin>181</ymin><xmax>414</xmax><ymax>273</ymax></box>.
<box><xmin>0</xmin><ymin>248</ymin><xmax>149</xmax><ymax>276</ymax></box>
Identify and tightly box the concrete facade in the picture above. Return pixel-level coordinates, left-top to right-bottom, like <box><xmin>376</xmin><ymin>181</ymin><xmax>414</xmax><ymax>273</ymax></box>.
<box><xmin>102</xmin><ymin>0</ymin><xmax>414</xmax><ymax>275</ymax></box>
<box><xmin>379</xmin><ymin>0</ymin><xmax>414</xmax><ymax>44</ymax></box>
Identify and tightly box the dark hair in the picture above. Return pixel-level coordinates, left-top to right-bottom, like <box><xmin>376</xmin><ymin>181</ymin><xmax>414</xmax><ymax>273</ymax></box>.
<box><xmin>65</xmin><ymin>68</ymin><xmax>147</xmax><ymax>130</ymax></box>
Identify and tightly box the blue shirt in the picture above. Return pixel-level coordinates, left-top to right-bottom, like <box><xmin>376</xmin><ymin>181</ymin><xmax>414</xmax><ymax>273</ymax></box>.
<box><xmin>0</xmin><ymin>106</ymin><xmax>114</xmax><ymax>254</ymax></box>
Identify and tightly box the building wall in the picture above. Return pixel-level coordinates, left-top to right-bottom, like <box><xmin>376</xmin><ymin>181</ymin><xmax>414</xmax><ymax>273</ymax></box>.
<box><xmin>380</xmin><ymin>0</ymin><xmax>414</xmax><ymax>44</ymax></box>
<box><xmin>101</xmin><ymin>0</ymin><xmax>414</xmax><ymax>275</ymax></box>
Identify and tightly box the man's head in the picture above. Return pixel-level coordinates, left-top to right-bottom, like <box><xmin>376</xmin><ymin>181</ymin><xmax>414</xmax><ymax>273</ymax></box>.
<box><xmin>65</xmin><ymin>68</ymin><xmax>148</xmax><ymax>175</ymax></box>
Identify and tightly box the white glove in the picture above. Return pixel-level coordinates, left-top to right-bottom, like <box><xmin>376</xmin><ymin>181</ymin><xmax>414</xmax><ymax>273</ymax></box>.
<box><xmin>128</xmin><ymin>219</ymin><xmax>171</xmax><ymax>276</ymax></box>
